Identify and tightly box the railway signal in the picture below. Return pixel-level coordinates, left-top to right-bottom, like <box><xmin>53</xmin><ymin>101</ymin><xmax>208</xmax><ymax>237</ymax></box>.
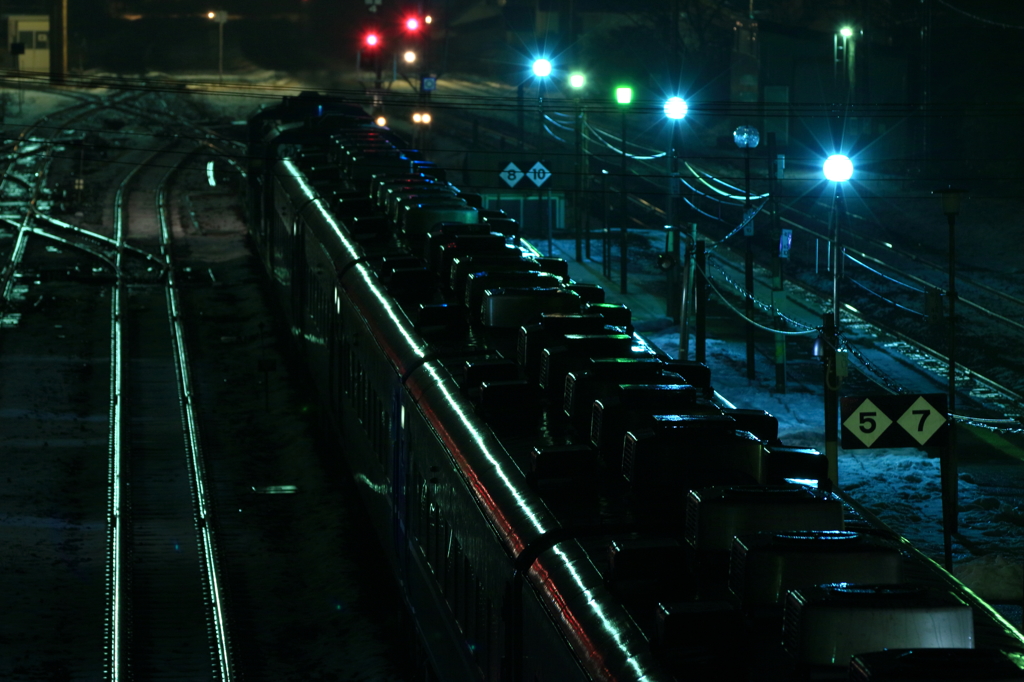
<box><xmin>362</xmin><ymin>31</ymin><xmax>383</xmax><ymax>89</ymax></box>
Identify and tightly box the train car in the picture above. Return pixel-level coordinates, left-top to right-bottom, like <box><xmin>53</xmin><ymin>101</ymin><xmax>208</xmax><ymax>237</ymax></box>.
<box><xmin>245</xmin><ymin>92</ymin><xmax>1024</xmax><ymax>681</ymax></box>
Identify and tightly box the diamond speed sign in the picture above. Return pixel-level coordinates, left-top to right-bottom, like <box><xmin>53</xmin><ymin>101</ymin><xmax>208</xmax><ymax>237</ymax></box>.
<box><xmin>840</xmin><ymin>394</ymin><xmax>948</xmax><ymax>449</ymax></box>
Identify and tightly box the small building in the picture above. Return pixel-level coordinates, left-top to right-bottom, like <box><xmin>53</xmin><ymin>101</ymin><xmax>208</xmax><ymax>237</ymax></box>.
<box><xmin>6</xmin><ymin>15</ymin><xmax>50</xmax><ymax>73</ymax></box>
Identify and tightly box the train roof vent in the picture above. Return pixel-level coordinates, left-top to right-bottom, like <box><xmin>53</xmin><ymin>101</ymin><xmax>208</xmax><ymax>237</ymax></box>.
<box><xmin>656</xmin><ymin>601</ymin><xmax>741</xmax><ymax>662</ymax></box>
<box><xmin>566</xmin><ymin>282</ymin><xmax>605</xmax><ymax>304</ymax></box>
<box><xmin>538</xmin><ymin>335</ymin><xmax>636</xmax><ymax>398</ymax></box>
<box><xmin>411</xmin><ymin>160</ymin><xmax>445</xmax><ymax>181</ymax></box>
<box><xmin>424</xmin><ymin>223</ymin><xmax>492</xmax><ymax>266</ymax></box>
<box><xmin>607</xmin><ymin>538</ymin><xmax>687</xmax><ymax>596</ymax></box>
<box><xmin>623</xmin><ymin>420</ymin><xmax>763</xmax><ymax>511</ymax></box>
<box><xmin>685</xmin><ymin>485</ymin><xmax>844</xmax><ymax>553</ymax></box>
<box><xmin>402</xmin><ymin>202</ymin><xmax>478</xmax><ymax>236</ymax></box>
<box><xmin>370</xmin><ymin>175</ymin><xmax>430</xmax><ymax>203</ymax></box>
<box><xmin>530</xmin><ymin>444</ymin><xmax>598</xmax><ymax>484</ymax></box>
<box><xmin>849</xmin><ymin>648</ymin><xmax>1024</xmax><ymax>681</ymax></box>
<box><xmin>583</xmin><ymin>302</ymin><xmax>633</xmax><ymax>334</ymax></box>
<box><xmin>535</xmin><ymin>257</ymin><xmax>569</xmax><ymax>279</ymax></box>
<box><xmin>517</xmin><ymin>313</ymin><xmax>611</xmax><ymax>381</ymax></box>
<box><xmin>764</xmin><ymin>445</ymin><xmax>829</xmax><ymax>486</ymax></box>
<box><xmin>385</xmin><ymin>268</ymin><xmax>438</xmax><ymax>304</ymax></box>
<box><xmin>436</xmin><ymin>234</ymin><xmax>511</xmax><ymax>278</ymax></box>
<box><xmin>346</xmin><ymin>215</ymin><xmax>390</xmax><ymax>242</ymax></box>
<box><xmin>464</xmin><ymin>357</ymin><xmax>520</xmax><ymax>391</ymax></box>
<box><xmin>729</xmin><ymin>530</ymin><xmax>904</xmax><ymax>608</ymax></box>
<box><xmin>564</xmin><ymin>358</ymin><xmax>669</xmax><ymax>425</ymax></box>
<box><xmin>481</xmin><ymin>287</ymin><xmax>581</xmax><ymax>329</ymax></box>
<box><xmin>723</xmin><ymin>408</ymin><xmax>781</xmax><ymax>445</ymax></box>
<box><xmin>414</xmin><ymin>303</ymin><xmax>466</xmax><ymax>338</ymax></box>
<box><xmin>589</xmin><ymin>386</ymin><xmax>712</xmax><ymax>468</ymax></box>
<box><xmin>388</xmin><ymin>188</ymin><xmax>459</xmax><ymax>222</ymax></box>
<box><xmin>448</xmin><ymin>252</ymin><xmax>532</xmax><ymax>295</ymax></box>
<box><xmin>478</xmin><ymin>380</ymin><xmax>541</xmax><ymax>424</ymax></box>
<box><xmin>784</xmin><ymin>584</ymin><xmax>974</xmax><ymax>667</ymax></box>
<box><xmin>466</xmin><ymin>271</ymin><xmax>562</xmax><ymax>317</ymax></box>
<box><xmin>480</xmin><ymin>217</ymin><xmax>518</xmax><ymax>239</ymax></box>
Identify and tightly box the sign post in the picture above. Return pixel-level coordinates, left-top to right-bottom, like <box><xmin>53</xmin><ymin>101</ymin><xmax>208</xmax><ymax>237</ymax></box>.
<box><xmin>841</xmin><ymin>393</ymin><xmax>954</xmax><ymax>570</ymax></box>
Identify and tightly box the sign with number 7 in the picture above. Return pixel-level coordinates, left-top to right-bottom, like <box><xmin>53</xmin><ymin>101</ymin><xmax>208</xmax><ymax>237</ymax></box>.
<box><xmin>840</xmin><ymin>394</ymin><xmax>948</xmax><ymax>449</ymax></box>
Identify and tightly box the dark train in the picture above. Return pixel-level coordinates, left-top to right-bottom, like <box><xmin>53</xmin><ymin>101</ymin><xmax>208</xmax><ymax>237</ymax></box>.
<box><xmin>244</xmin><ymin>92</ymin><xmax>1024</xmax><ymax>681</ymax></box>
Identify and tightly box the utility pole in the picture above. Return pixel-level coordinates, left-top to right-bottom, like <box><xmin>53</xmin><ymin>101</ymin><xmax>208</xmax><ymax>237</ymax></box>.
<box><xmin>50</xmin><ymin>0</ymin><xmax>67</xmax><ymax>84</ymax></box>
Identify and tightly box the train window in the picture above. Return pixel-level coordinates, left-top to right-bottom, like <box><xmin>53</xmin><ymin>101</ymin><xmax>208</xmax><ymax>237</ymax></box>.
<box><xmin>34</xmin><ymin>32</ymin><xmax>47</xmax><ymax>49</ymax></box>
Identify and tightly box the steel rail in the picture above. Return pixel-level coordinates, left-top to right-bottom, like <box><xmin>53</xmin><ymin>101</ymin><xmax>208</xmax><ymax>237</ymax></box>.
<box><xmin>105</xmin><ymin>145</ymin><xmax>155</xmax><ymax>682</ymax></box>
<box><xmin>156</xmin><ymin>156</ymin><xmax>235</xmax><ymax>680</ymax></box>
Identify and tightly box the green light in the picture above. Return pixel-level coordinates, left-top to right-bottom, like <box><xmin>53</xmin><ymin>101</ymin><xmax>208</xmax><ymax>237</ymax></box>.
<box><xmin>569</xmin><ymin>73</ymin><xmax>585</xmax><ymax>89</ymax></box>
<box><xmin>615</xmin><ymin>87</ymin><xmax>632</xmax><ymax>105</ymax></box>
<box><xmin>840</xmin><ymin>26</ymin><xmax>854</xmax><ymax>38</ymax></box>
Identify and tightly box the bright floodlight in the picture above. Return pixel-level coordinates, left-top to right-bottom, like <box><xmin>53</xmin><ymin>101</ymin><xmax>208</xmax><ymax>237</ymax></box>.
<box><xmin>840</xmin><ymin>26</ymin><xmax>854</xmax><ymax>38</ymax></box>
<box><xmin>375</xmin><ymin>115</ymin><xmax>387</xmax><ymax>127</ymax></box>
<box><xmin>823</xmin><ymin>154</ymin><xmax>854</xmax><ymax>182</ymax></box>
<box><xmin>616</xmin><ymin>87</ymin><xmax>633</xmax><ymax>105</ymax></box>
<box><xmin>569</xmin><ymin>73</ymin><xmax>585</xmax><ymax>89</ymax></box>
<box><xmin>664</xmin><ymin>96</ymin><xmax>688</xmax><ymax>120</ymax></box>
<box><xmin>532</xmin><ymin>59</ymin><xmax>552</xmax><ymax>78</ymax></box>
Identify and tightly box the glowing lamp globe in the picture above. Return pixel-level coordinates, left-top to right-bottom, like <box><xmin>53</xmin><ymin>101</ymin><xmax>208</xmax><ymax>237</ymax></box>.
<box><xmin>823</xmin><ymin>154</ymin><xmax>854</xmax><ymax>183</ymax></box>
<box><xmin>532</xmin><ymin>59</ymin><xmax>552</xmax><ymax>78</ymax></box>
<box><xmin>664</xmin><ymin>96</ymin><xmax>688</xmax><ymax>120</ymax></box>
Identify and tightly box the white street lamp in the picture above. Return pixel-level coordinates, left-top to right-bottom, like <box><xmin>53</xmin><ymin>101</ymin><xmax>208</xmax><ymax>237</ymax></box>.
<box><xmin>207</xmin><ymin>10</ymin><xmax>228</xmax><ymax>82</ymax></box>
<box><xmin>822</xmin><ymin>153</ymin><xmax>854</xmax><ymax>487</ymax></box>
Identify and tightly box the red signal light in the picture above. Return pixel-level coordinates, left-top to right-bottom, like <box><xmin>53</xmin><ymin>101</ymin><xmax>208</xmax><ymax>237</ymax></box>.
<box><xmin>404</xmin><ymin>16</ymin><xmax>420</xmax><ymax>31</ymax></box>
<box><xmin>365</xmin><ymin>32</ymin><xmax>380</xmax><ymax>48</ymax></box>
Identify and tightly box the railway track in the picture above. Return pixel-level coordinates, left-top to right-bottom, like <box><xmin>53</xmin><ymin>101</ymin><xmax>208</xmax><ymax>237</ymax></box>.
<box><xmin>105</xmin><ymin>141</ymin><xmax>233</xmax><ymax>679</ymax></box>
<box><xmin>0</xmin><ymin>80</ymin><xmax>417</xmax><ymax>680</ymax></box>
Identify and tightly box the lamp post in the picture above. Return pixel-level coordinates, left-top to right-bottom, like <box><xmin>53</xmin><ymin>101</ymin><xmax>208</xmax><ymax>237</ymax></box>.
<box><xmin>664</xmin><ymin>96</ymin><xmax>688</xmax><ymax>330</ymax></box>
<box><xmin>207</xmin><ymin>11</ymin><xmax>228</xmax><ymax>82</ymax></box>
<box><xmin>532</xmin><ymin>58</ymin><xmax>553</xmax><ymax>254</ymax></box>
<box><xmin>734</xmin><ymin>125</ymin><xmax>760</xmax><ymax>381</ymax></box>
<box><xmin>834</xmin><ymin>25</ymin><xmax>855</xmax><ymax>100</ymax></box>
<box><xmin>933</xmin><ymin>186</ymin><xmax>966</xmax><ymax>412</ymax></box>
<box><xmin>570</xmin><ymin>72</ymin><xmax>586</xmax><ymax>262</ymax></box>
<box><xmin>822</xmin><ymin>153</ymin><xmax>853</xmax><ymax>486</ymax></box>
<box><xmin>616</xmin><ymin>85</ymin><xmax>632</xmax><ymax>294</ymax></box>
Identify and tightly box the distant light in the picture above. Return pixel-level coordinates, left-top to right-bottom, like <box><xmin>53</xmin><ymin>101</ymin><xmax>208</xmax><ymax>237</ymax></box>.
<box><xmin>420</xmin><ymin>112</ymin><xmax>431</xmax><ymax>124</ymax></box>
<box><xmin>403</xmin><ymin>50</ymin><xmax>416</xmax><ymax>63</ymax></box>
<box><xmin>206</xmin><ymin>160</ymin><xmax>216</xmax><ymax>187</ymax></box>
<box><xmin>823</xmin><ymin>154</ymin><xmax>854</xmax><ymax>182</ymax></box>
<box><xmin>733</xmin><ymin>125</ymin><xmax>760</xmax><ymax>148</ymax></box>
<box><xmin>532</xmin><ymin>59</ymin><xmax>552</xmax><ymax>78</ymax></box>
<box><xmin>405</xmin><ymin>16</ymin><xmax>420</xmax><ymax>31</ymax></box>
<box><xmin>375</xmin><ymin>115</ymin><xmax>387</xmax><ymax>127</ymax></box>
<box><xmin>424</xmin><ymin>15</ymin><xmax>432</xmax><ymax>24</ymax></box>
<box><xmin>207</xmin><ymin>11</ymin><xmax>215</xmax><ymax>19</ymax></box>
<box><xmin>616</xmin><ymin>86</ymin><xmax>633</xmax><ymax>105</ymax></box>
<box><xmin>840</xmin><ymin>26</ymin><xmax>854</xmax><ymax>38</ymax></box>
<box><xmin>413</xmin><ymin>112</ymin><xmax>422</xmax><ymax>123</ymax></box>
<box><xmin>663</xmin><ymin>96</ymin><xmax>688</xmax><ymax>120</ymax></box>
<box><xmin>569</xmin><ymin>73</ymin><xmax>585</xmax><ymax>89</ymax></box>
